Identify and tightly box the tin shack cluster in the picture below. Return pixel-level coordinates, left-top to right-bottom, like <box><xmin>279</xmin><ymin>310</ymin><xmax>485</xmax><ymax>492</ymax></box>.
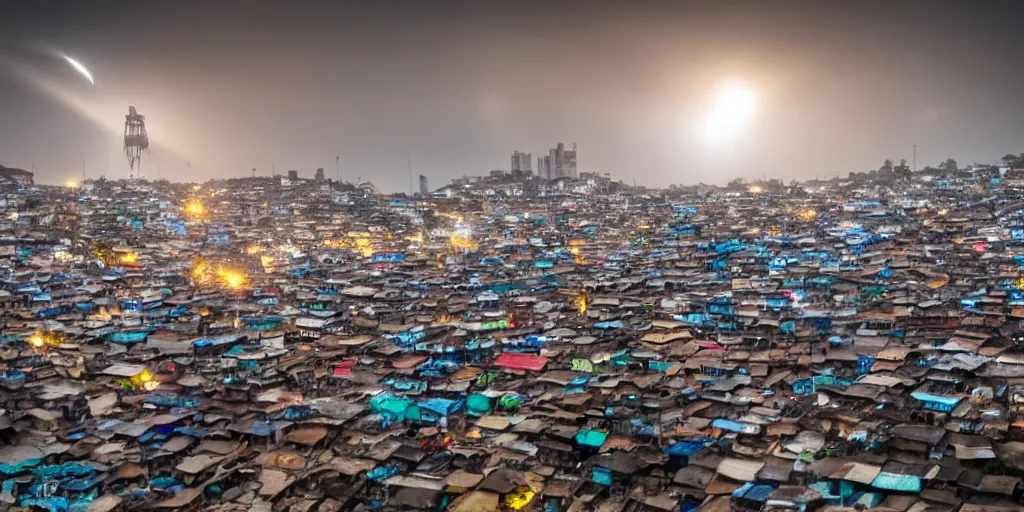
<box><xmin>5</xmin><ymin>166</ymin><xmax>1024</xmax><ymax>512</ymax></box>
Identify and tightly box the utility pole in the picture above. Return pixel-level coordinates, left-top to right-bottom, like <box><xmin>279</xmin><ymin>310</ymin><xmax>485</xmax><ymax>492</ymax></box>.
<box><xmin>913</xmin><ymin>145</ymin><xmax>917</xmax><ymax>172</ymax></box>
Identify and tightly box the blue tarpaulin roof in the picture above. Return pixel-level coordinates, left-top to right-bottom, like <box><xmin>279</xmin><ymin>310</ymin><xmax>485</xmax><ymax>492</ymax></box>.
<box><xmin>192</xmin><ymin>335</ymin><xmax>242</xmax><ymax>347</ymax></box>
<box><xmin>712</xmin><ymin>418</ymin><xmax>758</xmax><ymax>434</ymax></box>
<box><xmin>910</xmin><ymin>391</ymin><xmax>961</xmax><ymax>407</ymax></box>
<box><xmin>664</xmin><ymin>439</ymin><xmax>710</xmax><ymax>457</ymax></box>
<box><xmin>733</xmin><ymin>482</ymin><xmax>776</xmax><ymax>502</ymax></box>
<box><xmin>417</xmin><ymin>397</ymin><xmax>463</xmax><ymax>415</ymax></box>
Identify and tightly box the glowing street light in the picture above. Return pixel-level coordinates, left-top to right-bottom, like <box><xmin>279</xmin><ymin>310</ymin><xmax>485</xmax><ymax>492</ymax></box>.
<box><xmin>569</xmin><ymin>246</ymin><xmax>583</xmax><ymax>264</ymax></box>
<box><xmin>799</xmin><ymin>209</ymin><xmax>818</xmax><ymax>221</ymax></box>
<box><xmin>576</xmin><ymin>295</ymin><xmax>588</xmax><ymax>314</ymax></box>
<box><xmin>217</xmin><ymin>268</ymin><xmax>247</xmax><ymax>290</ymax></box>
<box><xmin>183</xmin><ymin>199</ymin><xmax>206</xmax><ymax>219</ymax></box>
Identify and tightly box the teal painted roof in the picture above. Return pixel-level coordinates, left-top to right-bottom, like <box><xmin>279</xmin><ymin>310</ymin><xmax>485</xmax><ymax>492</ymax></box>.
<box><xmin>575</xmin><ymin>429</ymin><xmax>609</xmax><ymax>448</ymax></box>
<box><xmin>871</xmin><ymin>473</ymin><xmax>921</xmax><ymax>492</ymax></box>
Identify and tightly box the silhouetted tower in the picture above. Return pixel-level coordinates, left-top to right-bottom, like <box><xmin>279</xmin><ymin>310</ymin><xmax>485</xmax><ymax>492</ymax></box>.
<box><xmin>123</xmin><ymin>106</ymin><xmax>149</xmax><ymax>173</ymax></box>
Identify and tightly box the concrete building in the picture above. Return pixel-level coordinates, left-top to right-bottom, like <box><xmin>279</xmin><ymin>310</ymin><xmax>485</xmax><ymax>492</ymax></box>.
<box><xmin>419</xmin><ymin>175</ymin><xmax>429</xmax><ymax>195</ymax></box>
<box><xmin>537</xmin><ymin>143</ymin><xmax>577</xmax><ymax>179</ymax></box>
<box><xmin>510</xmin><ymin>151</ymin><xmax>532</xmax><ymax>174</ymax></box>
<box><xmin>314</xmin><ymin>168</ymin><xmax>325</xmax><ymax>182</ymax></box>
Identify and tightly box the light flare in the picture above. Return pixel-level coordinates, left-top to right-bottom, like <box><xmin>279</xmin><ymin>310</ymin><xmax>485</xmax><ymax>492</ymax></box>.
<box><xmin>184</xmin><ymin>199</ymin><xmax>207</xmax><ymax>219</ymax></box>
<box><xmin>217</xmin><ymin>268</ymin><xmax>247</xmax><ymax>289</ymax></box>
<box><xmin>799</xmin><ymin>209</ymin><xmax>818</xmax><ymax>222</ymax></box>
<box><xmin>449</xmin><ymin>233</ymin><xmax>478</xmax><ymax>252</ymax></box>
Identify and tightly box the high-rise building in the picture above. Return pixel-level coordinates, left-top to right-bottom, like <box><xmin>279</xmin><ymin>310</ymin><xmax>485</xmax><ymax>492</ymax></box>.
<box><xmin>314</xmin><ymin>168</ymin><xmax>325</xmax><ymax>181</ymax></box>
<box><xmin>510</xmin><ymin>151</ymin><xmax>532</xmax><ymax>174</ymax></box>
<box><xmin>538</xmin><ymin>143</ymin><xmax>577</xmax><ymax>179</ymax></box>
<box><xmin>563</xmin><ymin>143</ymin><xmax>578</xmax><ymax>179</ymax></box>
<box><xmin>419</xmin><ymin>175</ymin><xmax>429</xmax><ymax>195</ymax></box>
<box><xmin>287</xmin><ymin>170</ymin><xmax>299</xmax><ymax>181</ymax></box>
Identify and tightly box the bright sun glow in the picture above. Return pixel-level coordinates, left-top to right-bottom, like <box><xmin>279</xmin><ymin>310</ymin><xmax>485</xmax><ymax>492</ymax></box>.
<box><xmin>702</xmin><ymin>81</ymin><xmax>757</xmax><ymax>145</ymax></box>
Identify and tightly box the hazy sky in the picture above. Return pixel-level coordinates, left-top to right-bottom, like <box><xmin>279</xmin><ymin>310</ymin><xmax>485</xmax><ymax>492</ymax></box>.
<box><xmin>2</xmin><ymin>1</ymin><xmax>1023</xmax><ymax>190</ymax></box>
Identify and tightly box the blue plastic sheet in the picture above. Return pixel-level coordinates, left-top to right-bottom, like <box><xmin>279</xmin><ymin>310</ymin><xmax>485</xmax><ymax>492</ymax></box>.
<box><xmin>0</xmin><ymin>457</ymin><xmax>43</xmax><ymax>475</ymax></box>
<box><xmin>20</xmin><ymin>496</ymin><xmax>68</xmax><ymax>512</ymax></box>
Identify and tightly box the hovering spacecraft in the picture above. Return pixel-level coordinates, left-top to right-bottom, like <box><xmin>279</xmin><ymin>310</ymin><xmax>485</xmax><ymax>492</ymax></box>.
<box><xmin>123</xmin><ymin>106</ymin><xmax>149</xmax><ymax>172</ymax></box>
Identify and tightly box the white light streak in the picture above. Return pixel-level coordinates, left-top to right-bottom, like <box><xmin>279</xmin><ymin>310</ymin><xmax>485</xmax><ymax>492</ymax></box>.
<box><xmin>63</xmin><ymin>55</ymin><xmax>95</xmax><ymax>84</ymax></box>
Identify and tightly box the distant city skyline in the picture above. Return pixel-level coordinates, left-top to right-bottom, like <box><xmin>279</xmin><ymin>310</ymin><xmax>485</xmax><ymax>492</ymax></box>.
<box><xmin>3</xmin><ymin>1</ymin><xmax>1024</xmax><ymax>190</ymax></box>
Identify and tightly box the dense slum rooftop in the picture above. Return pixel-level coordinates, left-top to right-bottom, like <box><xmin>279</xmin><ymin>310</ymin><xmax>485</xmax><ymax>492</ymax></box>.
<box><xmin>2</xmin><ymin>163</ymin><xmax>1024</xmax><ymax>511</ymax></box>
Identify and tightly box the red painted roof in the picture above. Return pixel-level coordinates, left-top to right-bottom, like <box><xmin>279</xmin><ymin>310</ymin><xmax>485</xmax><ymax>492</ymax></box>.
<box><xmin>495</xmin><ymin>352</ymin><xmax>548</xmax><ymax>372</ymax></box>
<box><xmin>332</xmin><ymin>358</ymin><xmax>356</xmax><ymax>377</ymax></box>
<box><xmin>695</xmin><ymin>340</ymin><xmax>726</xmax><ymax>350</ymax></box>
